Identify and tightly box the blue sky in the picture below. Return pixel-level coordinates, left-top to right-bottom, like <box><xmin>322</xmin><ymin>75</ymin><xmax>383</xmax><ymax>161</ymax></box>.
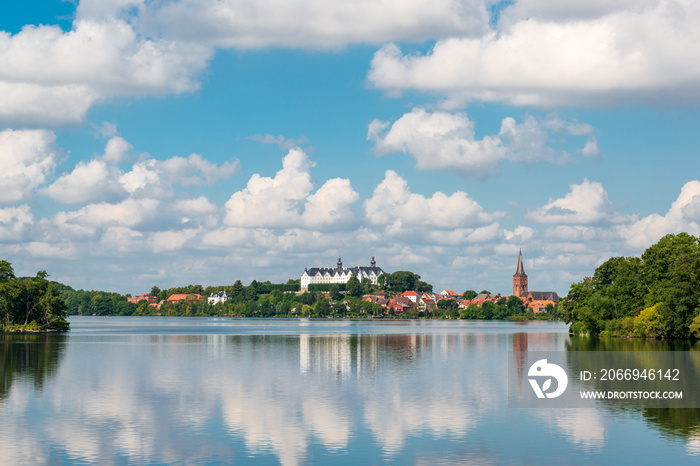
<box><xmin>2</xmin><ymin>0</ymin><xmax>700</xmax><ymax>295</ymax></box>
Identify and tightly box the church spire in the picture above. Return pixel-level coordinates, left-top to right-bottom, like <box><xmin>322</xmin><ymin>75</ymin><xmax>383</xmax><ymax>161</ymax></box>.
<box><xmin>513</xmin><ymin>249</ymin><xmax>528</xmax><ymax>297</ymax></box>
<box><xmin>514</xmin><ymin>249</ymin><xmax>526</xmax><ymax>277</ymax></box>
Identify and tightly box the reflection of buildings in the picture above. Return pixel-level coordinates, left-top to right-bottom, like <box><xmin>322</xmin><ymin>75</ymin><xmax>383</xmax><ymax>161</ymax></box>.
<box><xmin>513</xmin><ymin>332</ymin><xmax>528</xmax><ymax>386</ymax></box>
<box><xmin>300</xmin><ymin>335</ymin><xmax>352</xmax><ymax>375</ymax></box>
<box><xmin>298</xmin><ymin>332</ymin><xmax>507</xmax><ymax>379</ymax></box>
<box><xmin>512</xmin><ymin>331</ymin><xmax>564</xmax><ymax>386</ymax></box>
<box><xmin>301</xmin><ymin>334</ymin><xmax>420</xmax><ymax>377</ymax></box>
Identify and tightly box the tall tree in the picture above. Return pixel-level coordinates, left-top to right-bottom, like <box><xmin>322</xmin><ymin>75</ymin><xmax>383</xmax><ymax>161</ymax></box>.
<box><xmin>346</xmin><ymin>275</ymin><xmax>361</xmax><ymax>297</ymax></box>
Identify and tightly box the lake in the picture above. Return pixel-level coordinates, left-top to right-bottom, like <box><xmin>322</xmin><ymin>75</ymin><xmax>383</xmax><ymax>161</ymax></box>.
<box><xmin>1</xmin><ymin>316</ymin><xmax>699</xmax><ymax>465</ymax></box>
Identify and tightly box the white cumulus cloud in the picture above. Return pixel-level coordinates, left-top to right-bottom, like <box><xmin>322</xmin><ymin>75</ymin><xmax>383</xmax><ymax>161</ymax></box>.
<box><xmin>0</xmin><ymin>129</ymin><xmax>60</xmax><ymax>203</ymax></box>
<box><xmin>619</xmin><ymin>180</ymin><xmax>700</xmax><ymax>248</ymax></box>
<box><xmin>368</xmin><ymin>108</ymin><xmax>593</xmax><ymax>176</ymax></box>
<box><xmin>368</xmin><ymin>2</ymin><xmax>700</xmax><ymax>108</ymax></box>
<box><xmin>102</xmin><ymin>136</ymin><xmax>133</xmax><ymax>164</ymax></box>
<box><xmin>42</xmin><ymin>159</ymin><xmax>126</xmax><ymax>204</ymax></box>
<box><xmin>41</xmin><ymin>136</ymin><xmax>238</xmax><ymax>203</ymax></box>
<box><xmin>0</xmin><ymin>16</ymin><xmax>211</xmax><ymax>127</ymax></box>
<box><xmin>527</xmin><ymin>179</ymin><xmax>624</xmax><ymax>225</ymax></box>
<box><xmin>56</xmin><ymin>198</ymin><xmax>162</xmax><ymax>229</ymax></box>
<box><xmin>224</xmin><ymin>148</ymin><xmax>359</xmax><ymax>230</ymax></box>
<box><xmin>364</xmin><ymin>169</ymin><xmax>498</xmax><ymax>231</ymax></box>
<box><xmin>136</xmin><ymin>0</ymin><xmax>491</xmax><ymax>49</ymax></box>
<box><xmin>0</xmin><ymin>205</ymin><xmax>34</xmax><ymax>242</ymax></box>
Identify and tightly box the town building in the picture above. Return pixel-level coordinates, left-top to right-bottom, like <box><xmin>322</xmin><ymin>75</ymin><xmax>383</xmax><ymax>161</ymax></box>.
<box><xmin>167</xmin><ymin>294</ymin><xmax>202</xmax><ymax>303</ymax></box>
<box><xmin>389</xmin><ymin>296</ymin><xmax>413</xmax><ymax>314</ymax></box>
<box><xmin>512</xmin><ymin>250</ymin><xmax>559</xmax><ymax>313</ymax></box>
<box><xmin>208</xmin><ymin>291</ymin><xmax>230</xmax><ymax>305</ymax></box>
<box><xmin>127</xmin><ymin>293</ymin><xmax>158</xmax><ymax>304</ymax></box>
<box><xmin>401</xmin><ymin>290</ymin><xmax>420</xmax><ymax>303</ymax></box>
<box><xmin>300</xmin><ymin>256</ymin><xmax>385</xmax><ymax>290</ymax></box>
<box><xmin>418</xmin><ymin>295</ymin><xmax>437</xmax><ymax>312</ymax></box>
<box><xmin>362</xmin><ymin>293</ymin><xmax>390</xmax><ymax>307</ymax></box>
<box><xmin>470</xmin><ymin>293</ymin><xmax>501</xmax><ymax>306</ymax></box>
<box><xmin>513</xmin><ymin>249</ymin><xmax>528</xmax><ymax>297</ymax></box>
<box><xmin>439</xmin><ymin>290</ymin><xmax>459</xmax><ymax>300</ymax></box>
<box><xmin>521</xmin><ymin>291</ymin><xmax>560</xmax><ymax>314</ymax></box>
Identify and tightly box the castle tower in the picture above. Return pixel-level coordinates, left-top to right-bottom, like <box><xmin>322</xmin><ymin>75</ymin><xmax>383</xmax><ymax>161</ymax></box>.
<box><xmin>370</xmin><ymin>256</ymin><xmax>376</xmax><ymax>267</ymax></box>
<box><xmin>337</xmin><ymin>257</ymin><xmax>343</xmax><ymax>271</ymax></box>
<box><xmin>513</xmin><ymin>249</ymin><xmax>528</xmax><ymax>297</ymax></box>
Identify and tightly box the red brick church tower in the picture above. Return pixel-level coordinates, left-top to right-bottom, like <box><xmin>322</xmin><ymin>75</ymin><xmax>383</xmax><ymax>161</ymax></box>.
<box><xmin>513</xmin><ymin>249</ymin><xmax>528</xmax><ymax>297</ymax></box>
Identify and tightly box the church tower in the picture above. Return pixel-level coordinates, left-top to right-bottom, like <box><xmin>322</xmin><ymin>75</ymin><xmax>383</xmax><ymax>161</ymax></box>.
<box><xmin>513</xmin><ymin>249</ymin><xmax>528</xmax><ymax>297</ymax></box>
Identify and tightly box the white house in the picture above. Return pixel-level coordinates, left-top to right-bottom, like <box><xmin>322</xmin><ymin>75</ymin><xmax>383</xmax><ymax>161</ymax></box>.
<box><xmin>208</xmin><ymin>291</ymin><xmax>230</xmax><ymax>305</ymax></box>
<box><xmin>301</xmin><ymin>257</ymin><xmax>385</xmax><ymax>290</ymax></box>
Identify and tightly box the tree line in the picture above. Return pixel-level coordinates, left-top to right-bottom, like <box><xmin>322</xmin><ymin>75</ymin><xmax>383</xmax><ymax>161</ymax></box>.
<box><xmin>4</xmin><ymin>262</ymin><xmax>560</xmax><ymax>323</ymax></box>
<box><xmin>562</xmin><ymin>233</ymin><xmax>700</xmax><ymax>339</ymax></box>
<box><xmin>0</xmin><ymin>261</ymin><xmax>69</xmax><ymax>332</ymax></box>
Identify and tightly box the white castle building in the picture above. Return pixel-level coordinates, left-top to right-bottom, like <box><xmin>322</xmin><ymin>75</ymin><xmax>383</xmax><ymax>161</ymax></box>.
<box><xmin>301</xmin><ymin>257</ymin><xmax>385</xmax><ymax>290</ymax></box>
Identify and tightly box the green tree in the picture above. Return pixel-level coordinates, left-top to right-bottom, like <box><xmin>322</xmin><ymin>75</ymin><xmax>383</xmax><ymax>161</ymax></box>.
<box><xmin>416</xmin><ymin>280</ymin><xmax>433</xmax><ymax>293</ymax></box>
<box><xmin>437</xmin><ymin>299</ymin><xmax>454</xmax><ymax>310</ymax></box>
<box><xmin>507</xmin><ymin>295</ymin><xmax>525</xmax><ymax>315</ymax></box>
<box><xmin>230</xmin><ymin>280</ymin><xmax>245</xmax><ymax>302</ymax></box>
<box><xmin>387</xmin><ymin>271</ymin><xmax>428</xmax><ymax>293</ymax></box>
<box><xmin>315</xmin><ymin>299</ymin><xmax>331</xmax><ymax>317</ymax></box>
<box><xmin>330</xmin><ymin>284</ymin><xmax>342</xmax><ymax>301</ymax></box>
<box><xmin>0</xmin><ymin>260</ymin><xmax>16</xmax><ymax>282</ymax></box>
<box><xmin>633</xmin><ymin>303</ymin><xmax>666</xmax><ymax>338</ymax></box>
<box><xmin>346</xmin><ymin>275</ymin><xmax>362</xmax><ymax>297</ymax></box>
<box><xmin>481</xmin><ymin>301</ymin><xmax>495</xmax><ymax>320</ymax></box>
<box><xmin>689</xmin><ymin>313</ymin><xmax>700</xmax><ymax>339</ymax></box>
<box><xmin>244</xmin><ymin>285</ymin><xmax>258</xmax><ymax>302</ymax></box>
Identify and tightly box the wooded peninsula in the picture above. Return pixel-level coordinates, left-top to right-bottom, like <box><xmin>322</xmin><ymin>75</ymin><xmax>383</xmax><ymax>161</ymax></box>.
<box><xmin>562</xmin><ymin>232</ymin><xmax>700</xmax><ymax>339</ymax></box>
<box><xmin>0</xmin><ymin>260</ymin><xmax>69</xmax><ymax>332</ymax></box>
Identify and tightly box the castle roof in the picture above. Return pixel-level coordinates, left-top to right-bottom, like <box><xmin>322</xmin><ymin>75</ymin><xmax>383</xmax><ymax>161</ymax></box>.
<box><xmin>304</xmin><ymin>266</ymin><xmax>384</xmax><ymax>277</ymax></box>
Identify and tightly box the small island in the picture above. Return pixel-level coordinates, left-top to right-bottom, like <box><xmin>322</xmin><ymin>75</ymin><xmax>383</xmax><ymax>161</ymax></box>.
<box><xmin>0</xmin><ymin>260</ymin><xmax>69</xmax><ymax>332</ymax></box>
<box><xmin>562</xmin><ymin>232</ymin><xmax>700</xmax><ymax>340</ymax></box>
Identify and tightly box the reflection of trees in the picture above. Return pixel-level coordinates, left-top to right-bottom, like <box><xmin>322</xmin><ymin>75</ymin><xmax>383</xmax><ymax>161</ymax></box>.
<box><xmin>0</xmin><ymin>333</ymin><xmax>66</xmax><ymax>401</ymax></box>
<box><xmin>567</xmin><ymin>335</ymin><xmax>700</xmax><ymax>444</ymax></box>
<box><xmin>567</xmin><ymin>335</ymin><xmax>698</xmax><ymax>352</ymax></box>
<box><xmin>642</xmin><ymin>409</ymin><xmax>700</xmax><ymax>439</ymax></box>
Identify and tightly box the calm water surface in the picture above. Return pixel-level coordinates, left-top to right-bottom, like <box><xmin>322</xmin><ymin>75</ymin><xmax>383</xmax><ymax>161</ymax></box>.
<box><xmin>1</xmin><ymin>317</ymin><xmax>699</xmax><ymax>465</ymax></box>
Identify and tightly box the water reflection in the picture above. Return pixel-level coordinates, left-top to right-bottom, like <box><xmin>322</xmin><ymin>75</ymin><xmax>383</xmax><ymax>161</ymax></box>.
<box><xmin>0</xmin><ymin>319</ymin><xmax>699</xmax><ymax>464</ymax></box>
<box><xmin>566</xmin><ymin>335</ymin><xmax>700</xmax><ymax>455</ymax></box>
<box><xmin>0</xmin><ymin>334</ymin><xmax>66</xmax><ymax>401</ymax></box>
